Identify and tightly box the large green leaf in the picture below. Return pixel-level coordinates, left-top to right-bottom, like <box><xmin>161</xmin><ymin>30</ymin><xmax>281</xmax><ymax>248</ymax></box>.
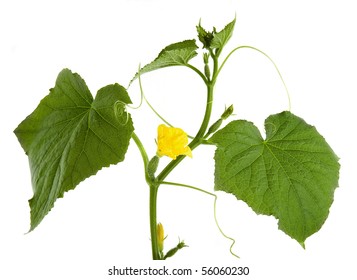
<box><xmin>14</xmin><ymin>69</ymin><xmax>134</xmax><ymax>231</ymax></box>
<box><xmin>130</xmin><ymin>39</ymin><xmax>198</xmax><ymax>83</ymax></box>
<box><xmin>210</xmin><ymin>111</ymin><xmax>339</xmax><ymax>245</ymax></box>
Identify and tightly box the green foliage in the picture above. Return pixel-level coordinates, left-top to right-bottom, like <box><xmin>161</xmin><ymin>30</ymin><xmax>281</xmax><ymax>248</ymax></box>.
<box><xmin>196</xmin><ymin>22</ymin><xmax>216</xmax><ymax>49</ymax></box>
<box><xmin>210</xmin><ymin>17</ymin><xmax>236</xmax><ymax>52</ymax></box>
<box><xmin>14</xmin><ymin>69</ymin><xmax>134</xmax><ymax>231</ymax></box>
<box><xmin>210</xmin><ymin>111</ymin><xmax>340</xmax><ymax>245</ymax></box>
<box><xmin>196</xmin><ymin>17</ymin><xmax>236</xmax><ymax>55</ymax></box>
<box><xmin>14</xmin><ymin>17</ymin><xmax>341</xmax><ymax>260</ymax></box>
<box><xmin>131</xmin><ymin>39</ymin><xmax>198</xmax><ymax>83</ymax></box>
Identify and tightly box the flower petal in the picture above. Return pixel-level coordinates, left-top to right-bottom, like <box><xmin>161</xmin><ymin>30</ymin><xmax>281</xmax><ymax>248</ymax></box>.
<box><xmin>156</xmin><ymin>124</ymin><xmax>192</xmax><ymax>159</ymax></box>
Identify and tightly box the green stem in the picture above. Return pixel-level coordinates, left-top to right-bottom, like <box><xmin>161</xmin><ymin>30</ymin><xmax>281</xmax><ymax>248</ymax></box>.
<box><xmin>149</xmin><ymin>184</ymin><xmax>160</xmax><ymax>260</ymax></box>
<box><xmin>186</xmin><ymin>63</ymin><xmax>209</xmax><ymax>84</ymax></box>
<box><xmin>131</xmin><ymin>132</ymin><xmax>161</xmax><ymax>259</ymax></box>
<box><xmin>149</xmin><ymin>72</ymin><xmax>214</xmax><ymax>261</ymax></box>
<box><xmin>156</xmin><ymin>82</ymin><xmax>214</xmax><ymax>183</ymax></box>
<box><xmin>131</xmin><ymin>132</ymin><xmax>162</xmax><ymax>260</ymax></box>
<box><xmin>131</xmin><ymin>132</ymin><xmax>151</xmax><ymax>185</ymax></box>
<box><xmin>147</xmin><ymin>56</ymin><xmax>217</xmax><ymax>260</ymax></box>
<box><xmin>211</xmin><ymin>53</ymin><xmax>219</xmax><ymax>83</ymax></box>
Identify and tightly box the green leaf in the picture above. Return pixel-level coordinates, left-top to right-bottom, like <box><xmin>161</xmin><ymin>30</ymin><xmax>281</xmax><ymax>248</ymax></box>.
<box><xmin>130</xmin><ymin>39</ymin><xmax>198</xmax><ymax>84</ymax></box>
<box><xmin>210</xmin><ymin>17</ymin><xmax>236</xmax><ymax>51</ymax></box>
<box><xmin>210</xmin><ymin>111</ymin><xmax>339</xmax><ymax>245</ymax></box>
<box><xmin>14</xmin><ymin>69</ymin><xmax>134</xmax><ymax>231</ymax></box>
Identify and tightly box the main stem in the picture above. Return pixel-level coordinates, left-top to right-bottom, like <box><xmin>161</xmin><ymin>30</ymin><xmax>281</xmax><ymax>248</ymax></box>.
<box><xmin>149</xmin><ymin>184</ymin><xmax>160</xmax><ymax>259</ymax></box>
<box><xmin>156</xmin><ymin>82</ymin><xmax>215</xmax><ymax>183</ymax></box>
<box><xmin>148</xmin><ymin>83</ymin><xmax>214</xmax><ymax>260</ymax></box>
<box><xmin>131</xmin><ymin>133</ymin><xmax>161</xmax><ymax>259</ymax></box>
<box><xmin>149</xmin><ymin>58</ymin><xmax>217</xmax><ymax>260</ymax></box>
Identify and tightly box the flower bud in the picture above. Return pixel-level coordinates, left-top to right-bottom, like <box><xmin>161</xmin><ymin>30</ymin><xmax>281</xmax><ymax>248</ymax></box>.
<box><xmin>221</xmin><ymin>105</ymin><xmax>234</xmax><ymax>120</ymax></box>
<box><xmin>157</xmin><ymin>223</ymin><xmax>164</xmax><ymax>253</ymax></box>
<box><xmin>203</xmin><ymin>53</ymin><xmax>210</xmax><ymax>64</ymax></box>
<box><xmin>163</xmin><ymin>240</ymin><xmax>187</xmax><ymax>260</ymax></box>
<box><xmin>204</xmin><ymin>64</ymin><xmax>211</xmax><ymax>80</ymax></box>
<box><xmin>207</xmin><ymin>119</ymin><xmax>223</xmax><ymax>135</ymax></box>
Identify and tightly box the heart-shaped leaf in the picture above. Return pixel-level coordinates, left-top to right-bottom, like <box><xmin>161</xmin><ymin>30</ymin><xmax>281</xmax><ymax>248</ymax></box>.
<box><xmin>210</xmin><ymin>111</ymin><xmax>340</xmax><ymax>245</ymax></box>
<box><xmin>14</xmin><ymin>69</ymin><xmax>134</xmax><ymax>231</ymax></box>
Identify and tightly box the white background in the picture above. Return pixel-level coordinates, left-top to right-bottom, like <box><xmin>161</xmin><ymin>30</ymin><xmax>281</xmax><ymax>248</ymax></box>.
<box><xmin>1</xmin><ymin>0</ymin><xmax>356</xmax><ymax>279</ymax></box>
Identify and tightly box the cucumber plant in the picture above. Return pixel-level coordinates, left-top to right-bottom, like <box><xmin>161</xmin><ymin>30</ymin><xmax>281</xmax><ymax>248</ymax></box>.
<box><xmin>14</xmin><ymin>18</ymin><xmax>340</xmax><ymax>260</ymax></box>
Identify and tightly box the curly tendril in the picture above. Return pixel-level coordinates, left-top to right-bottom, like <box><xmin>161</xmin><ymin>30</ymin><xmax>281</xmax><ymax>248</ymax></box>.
<box><xmin>113</xmin><ymin>100</ymin><xmax>130</xmax><ymax>126</ymax></box>
<box><xmin>160</xmin><ymin>181</ymin><xmax>239</xmax><ymax>259</ymax></box>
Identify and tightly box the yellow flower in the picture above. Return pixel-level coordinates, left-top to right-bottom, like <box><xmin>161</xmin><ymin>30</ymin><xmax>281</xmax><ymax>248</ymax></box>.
<box><xmin>157</xmin><ymin>223</ymin><xmax>164</xmax><ymax>252</ymax></box>
<box><xmin>157</xmin><ymin>124</ymin><xmax>192</xmax><ymax>160</ymax></box>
